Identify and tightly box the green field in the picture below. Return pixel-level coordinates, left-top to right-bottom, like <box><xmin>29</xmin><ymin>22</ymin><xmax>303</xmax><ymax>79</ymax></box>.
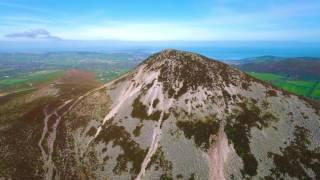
<box><xmin>0</xmin><ymin>52</ymin><xmax>141</xmax><ymax>94</ymax></box>
<box><xmin>96</xmin><ymin>69</ymin><xmax>129</xmax><ymax>83</ymax></box>
<box><xmin>311</xmin><ymin>83</ymin><xmax>320</xmax><ymax>98</ymax></box>
<box><xmin>0</xmin><ymin>70</ymin><xmax>63</xmax><ymax>92</ymax></box>
<box><xmin>248</xmin><ymin>72</ymin><xmax>320</xmax><ymax>100</ymax></box>
<box><xmin>0</xmin><ymin>68</ymin><xmax>130</xmax><ymax>94</ymax></box>
<box><xmin>247</xmin><ymin>72</ymin><xmax>284</xmax><ymax>81</ymax></box>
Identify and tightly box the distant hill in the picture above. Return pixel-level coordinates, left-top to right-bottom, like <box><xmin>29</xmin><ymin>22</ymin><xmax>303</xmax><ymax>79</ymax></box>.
<box><xmin>237</xmin><ymin>56</ymin><xmax>320</xmax><ymax>80</ymax></box>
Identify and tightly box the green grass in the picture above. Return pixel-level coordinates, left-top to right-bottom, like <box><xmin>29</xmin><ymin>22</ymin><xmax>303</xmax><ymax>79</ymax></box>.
<box><xmin>285</xmin><ymin>80</ymin><xmax>315</xmax><ymax>87</ymax></box>
<box><xmin>248</xmin><ymin>72</ymin><xmax>320</xmax><ymax>100</ymax></box>
<box><xmin>273</xmin><ymin>81</ymin><xmax>312</xmax><ymax>96</ymax></box>
<box><xmin>247</xmin><ymin>72</ymin><xmax>285</xmax><ymax>81</ymax></box>
<box><xmin>0</xmin><ymin>70</ymin><xmax>63</xmax><ymax>92</ymax></box>
<box><xmin>311</xmin><ymin>83</ymin><xmax>320</xmax><ymax>99</ymax></box>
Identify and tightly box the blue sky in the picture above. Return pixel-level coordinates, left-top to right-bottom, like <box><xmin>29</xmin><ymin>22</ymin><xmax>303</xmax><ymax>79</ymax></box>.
<box><xmin>0</xmin><ymin>0</ymin><xmax>320</xmax><ymax>41</ymax></box>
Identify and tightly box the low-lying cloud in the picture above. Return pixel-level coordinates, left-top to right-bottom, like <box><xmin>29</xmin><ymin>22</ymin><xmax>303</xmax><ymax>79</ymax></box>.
<box><xmin>5</xmin><ymin>29</ymin><xmax>61</xmax><ymax>40</ymax></box>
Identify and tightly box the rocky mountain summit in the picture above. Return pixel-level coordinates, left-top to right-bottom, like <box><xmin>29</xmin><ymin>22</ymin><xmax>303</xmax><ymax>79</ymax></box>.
<box><xmin>1</xmin><ymin>49</ymin><xmax>319</xmax><ymax>180</ymax></box>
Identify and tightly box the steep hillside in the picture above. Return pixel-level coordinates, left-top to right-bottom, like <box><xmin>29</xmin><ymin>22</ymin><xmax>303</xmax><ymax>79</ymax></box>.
<box><xmin>1</xmin><ymin>50</ymin><xmax>319</xmax><ymax>180</ymax></box>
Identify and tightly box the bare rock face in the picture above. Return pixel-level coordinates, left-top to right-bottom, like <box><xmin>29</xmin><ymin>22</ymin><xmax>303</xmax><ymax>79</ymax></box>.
<box><xmin>1</xmin><ymin>50</ymin><xmax>320</xmax><ymax>180</ymax></box>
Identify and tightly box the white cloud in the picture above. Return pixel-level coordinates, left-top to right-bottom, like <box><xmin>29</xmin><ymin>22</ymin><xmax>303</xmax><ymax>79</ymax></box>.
<box><xmin>5</xmin><ymin>29</ymin><xmax>61</xmax><ymax>40</ymax></box>
<box><xmin>56</xmin><ymin>22</ymin><xmax>215</xmax><ymax>41</ymax></box>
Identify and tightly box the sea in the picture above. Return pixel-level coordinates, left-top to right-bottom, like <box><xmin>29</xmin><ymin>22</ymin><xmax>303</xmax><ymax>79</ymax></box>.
<box><xmin>0</xmin><ymin>40</ymin><xmax>319</xmax><ymax>61</ymax></box>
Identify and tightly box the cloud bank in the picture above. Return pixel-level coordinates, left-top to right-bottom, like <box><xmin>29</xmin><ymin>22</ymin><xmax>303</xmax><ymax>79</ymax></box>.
<box><xmin>5</xmin><ymin>29</ymin><xmax>61</xmax><ymax>40</ymax></box>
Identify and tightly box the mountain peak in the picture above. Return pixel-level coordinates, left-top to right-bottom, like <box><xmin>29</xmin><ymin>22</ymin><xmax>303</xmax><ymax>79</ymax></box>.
<box><xmin>133</xmin><ymin>50</ymin><xmax>248</xmax><ymax>100</ymax></box>
<box><xmin>143</xmin><ymin>49</ymin><xmax>214</xmax><ymax>66</ymax></box>
<box><xmin>142</xmin><ymin>49</ymin><xmax>232</xmax><ymax>75</ymax></box>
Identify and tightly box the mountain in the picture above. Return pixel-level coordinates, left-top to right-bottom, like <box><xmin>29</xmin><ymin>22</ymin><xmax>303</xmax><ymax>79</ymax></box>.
<box><xmin>1</xmin><ymin>50</ymin><xmax>320</xmax><ymax>180</ymax></box>
<box><xmin>237</xmin><ymin>56</ymin><xmax>320</xmax><ymax>80</ymax></box>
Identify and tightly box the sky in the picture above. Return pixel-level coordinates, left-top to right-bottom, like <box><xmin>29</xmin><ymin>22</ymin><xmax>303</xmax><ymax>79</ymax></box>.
<box><xmin>0</xmin><ymin>0</ymin><xmax>320</xmax><ymax>41</ymax></box>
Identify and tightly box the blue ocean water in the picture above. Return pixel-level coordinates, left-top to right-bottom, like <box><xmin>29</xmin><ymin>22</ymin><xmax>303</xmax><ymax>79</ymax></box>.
<box><xmin>143</xmin><ymin>42</ymin><xmax>320</xmax><ymax>60</ymax></box>
<box><xmin>1</xmin><ymin>41</ymin><xmax>319</xmax><ymax>60</ymax></box>
<box><xmin>179</xmin><ymin>46</ymin><xmax>320</xmax><ymax>60</ymax></box>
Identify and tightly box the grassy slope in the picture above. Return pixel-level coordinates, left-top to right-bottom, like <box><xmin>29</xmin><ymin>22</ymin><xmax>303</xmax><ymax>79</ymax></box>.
<box><xmin>248</xmin><ymin>72</ymin><xmax>320</xmax><ymax>99</ymax></box>
<box><xmin>311</xmin><ymin>82</ymin><xmax>320</xmax><ymax>98</ymax></box>
<box><xmin>247</xmin><ymin>72</ymin><xmax>284</xmax><ymax>81</ymax></box>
